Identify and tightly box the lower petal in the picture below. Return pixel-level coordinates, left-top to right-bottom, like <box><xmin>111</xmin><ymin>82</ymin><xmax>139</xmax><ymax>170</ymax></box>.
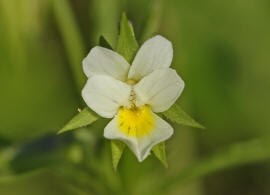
<box><xmin>104</xmin><ymin>109</ymin><xmax>173</xmax><ymax>162</ymax></box>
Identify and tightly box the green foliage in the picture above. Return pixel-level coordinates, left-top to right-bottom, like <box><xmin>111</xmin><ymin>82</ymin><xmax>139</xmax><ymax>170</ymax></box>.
<box><xmin>139</xmin><ymin>0</ymin><xmax>163</xmax><ymax>42</ymax></box>
<box><xmin>0</xmin><ymin>170</ymin><xmax>89</xmax><ymax>195</ymax></box>
<box><xmin>99</xmin><ymin>35</ymin><xmax>113</xmax><ymax>49</ymax></box>
<box><xmin>116</xmin><ymin>13</ymin><xmax>139</xmax><ymax>63</ymax></box>
<box><xmin>0</xmin><ymin>1</ymin><xmax>26</xmax><ymax>73</ymax></box>
<box><xmin>152</xmin><ymin>142</ymin><xmax>168</xmax><ymax>168</ymax></box>
<box><xmin>158</xmin><ymin>136</ymin><xmax>270</xmax><ymax>193</ymax></box>
<box><xmin>58</xmin><ymin>108</ymin><xmax>98</xmax><ymax>134</ymax></box>
<box><xmin>163</xmin><ymin>103</ymin><xmax>205</xmax><ymax>129</ymax></box>
<box><xmin>91</xmin><ymin>0</ymin><xmax>120</xmax><ymax>48</ymax></box>
<box><xmin>0</xmin><ymin>147</ymin><xmax>18</xmax><ymax>174</ymax></box>
<box><xmin>1</xmin><ymin>1</ymin><xmax>270</xmax><ymax>194</ymax></box>
<box><xmin>58</xmin><ymin>36</ymin><xmax>112</xmax><ymax>135</ymax></box>
<box><xmin>111</xmin><ymin>140</ymin><xmax>126</xmax><ymax>171</ymax></box>
<box><xmin>52</xmin><ymin>0</ymin><xmax>86</xmax><ymax>90</ymax></box>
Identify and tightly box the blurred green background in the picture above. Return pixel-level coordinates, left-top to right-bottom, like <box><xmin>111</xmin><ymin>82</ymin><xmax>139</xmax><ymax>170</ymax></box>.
<box><xmin>0</xmin><ymin>0</ymin><xmax>270</xmax><ymax>194</ymax></box>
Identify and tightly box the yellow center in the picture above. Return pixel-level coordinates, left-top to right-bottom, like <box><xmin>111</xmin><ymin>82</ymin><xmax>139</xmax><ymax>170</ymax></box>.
<box><xmin>118</xmin><ymin>106</ymin><xmax>155</xmax><ymax>137</ymax></box>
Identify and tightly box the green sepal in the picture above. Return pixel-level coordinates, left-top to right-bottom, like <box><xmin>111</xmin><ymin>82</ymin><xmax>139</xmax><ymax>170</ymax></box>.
<box><xmin>111</xmin><ymin>140</ymin><xmax>126</xmax><ymax>171</ymax></box>
<box><xmin>116</xmin><ymin>12</ymin><xmax>139</xmax><ymax>63</ymax></box>
<box><xmin>152</xmin><ymin>142</ymin><xmax>168</xmax><ymax>168</ymax></box>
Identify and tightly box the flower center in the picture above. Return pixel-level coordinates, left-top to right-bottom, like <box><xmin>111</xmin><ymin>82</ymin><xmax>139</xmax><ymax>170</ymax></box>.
<box><xmin>118</xmin><ymin>106</ymin><xmax>154</xmax><ymax>137</ymax></box>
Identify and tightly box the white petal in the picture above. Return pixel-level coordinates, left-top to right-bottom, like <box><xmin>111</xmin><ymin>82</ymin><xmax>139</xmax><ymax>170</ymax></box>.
<box><xmin>134</xmin><ymin>68</ymin><xmax>184</xmax><ymax>113</ymax></box>
<box><xmin>128</xmin><ymin>35</ymin><xmax>173</xmax><ymax>80</ymax></box>
<box><xmin>104</xmin><ymin>112</ymin><xmax>173</xmax><ymax>162</ymax></box>
<box><xmin>82</xmin><ymin>75</ymin><xmax>131</xmax><ymax>118</ymax></box>
<box><xmin>83</xmin><ymin>46</ymin><xmax>130</xmax><ymax>81</ymax></box>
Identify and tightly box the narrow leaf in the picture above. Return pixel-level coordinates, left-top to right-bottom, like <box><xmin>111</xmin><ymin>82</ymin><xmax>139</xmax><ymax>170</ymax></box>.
<box><xmin>52</xmin><ymin>0</ymin><xmax>86</xmax><ymax>90</ymax></box>
<box><xmin>111</xmin><ymin>140</ymin><xmax>126</xmax><ymax>171</ymax></box>
<box><xmin>140</xmin><ymin>0</ymin><xmax>164</xmax><ymax>42</ymax></box>
<box><xmin>158</xmin><ymin>137</ymin><xmax>270</xmax><ymax>193</ymax></box>
<box><xmin>91</xmin><ymin>0</ymin><xmax>119</xmax><ymax>48</ymax></box>
<box><xmin>116</xmin><ymin>12</ymin><xmax>139</xmax><ymax>63</ymax></box>
<box><xmin>0</xmin><ymin>1</ymin><xmax>26</xmax><ymax>74</ymax></box>
<box><xmin>58</xmin><ymin>108</ymin><xmax>99</xmax><ymax>134</ymax></box>
<box><xmin>99</xmin><ymin>35</ymin><xmax>113</xmax><ymax>50</ymax></box>
<box><xmin>163</xmin><ymin>103</ymin><xmax>205</xmax><ymax>129</ymax></box>
<box><xmin>152</xmin><ymin>142</ymin><xmax>168</xmax><ymax>168</ymax></box>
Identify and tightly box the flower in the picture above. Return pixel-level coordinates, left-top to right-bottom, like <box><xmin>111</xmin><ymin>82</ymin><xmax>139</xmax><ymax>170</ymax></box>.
<box><xmin>82</xmin><ymin>35</ymin><xmax>185</xmax><ymax>162</ymax></box>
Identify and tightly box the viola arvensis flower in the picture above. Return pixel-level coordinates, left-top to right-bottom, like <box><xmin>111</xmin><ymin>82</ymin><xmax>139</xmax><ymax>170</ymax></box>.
<box><xmin>82</xmin><ymin>35</ymin><xmax>184</xmax><ymax>162</ymax></box>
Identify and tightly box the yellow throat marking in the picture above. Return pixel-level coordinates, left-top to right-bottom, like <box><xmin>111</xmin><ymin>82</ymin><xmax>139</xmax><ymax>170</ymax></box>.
<box><xmin>118</xmin><ymin>106</ymin><xmax>155</xmax><ymax>137</ymax></box>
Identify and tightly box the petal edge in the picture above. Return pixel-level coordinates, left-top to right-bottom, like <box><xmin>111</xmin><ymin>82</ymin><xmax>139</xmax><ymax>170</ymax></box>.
<box><xmin>104</xmin><ymin>112</ymin><xmax>173</xmax><ymax>162</ymax></box>
<box><xmin>82</xmin><ymin>75</ymin><xmax>131</xmax><ymax>118</ymax></box>
<box><xmin>83</xmin><ymin>46</ymin><xmax>130</xmax><ymax>81</ymax></box>
<box><xmin>128</xmin><ymin>35</ymin><xmax>173</xmax><ymax>80</ymax></box>
<box><xmin>134</xmin><ymin>68</ymin><xmax>185</xmax><ymax>113</ymax></box>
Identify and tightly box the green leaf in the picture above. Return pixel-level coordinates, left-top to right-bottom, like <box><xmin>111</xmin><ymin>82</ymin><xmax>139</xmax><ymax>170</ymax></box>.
<box><xmin>52</xmin><ymin>0</ymin><xmax>86</xmax><ymax>91</ymax></box>
<box><xmin>162</xmin><ymin>103</ymin><xmax>205</xmax><ymax>129</ymax></box>
<box><xmin>58</xmin><ymin>108</ymin><xmax>99</xmax><ymax>134</ymax></box>
<box><xmin>98</xmin><ymin>35</ymin><xmax>113</xmax><ymax>50</ymax></box>
<box><xmin>111</xmin><ymin>140</ymin><xmax>126</xmax><ymax>171</ymax></box>
<box><xmin>116</xmin><ymin>12</ymin><xmax>139</xmax><ymax>63</ymax></box>
<box><xmin>152</xmin><ymin>142</ymin><xmax>168</xmax><ymax>168</ymax></box>
<box><xmin>157</xmin><ymin>136</ymin><xmax>270</xmax><ymax>193</ymax></box>
<box><xmin>91</xmin><ymin>0</ymin><xmax>119</xmax><ymax>48</ymax></box>
<box><xmin>0</xmin><ymin>1</ymin><xmax>26</xmax><ymax>74</ymax></box>
<box><xmin>0</xmin><ymin>146</ymin><xmax>18</xmax><ymax>174</ymax></box>
<box><xmin>140</xmin><ymin>0</ymin><xmax>164</xmax><ymax>42</ymax></box>
<box><xmin>0</xmin><ymin>170</ymin><xmax>90</xmax><ymax>195</ymax></box>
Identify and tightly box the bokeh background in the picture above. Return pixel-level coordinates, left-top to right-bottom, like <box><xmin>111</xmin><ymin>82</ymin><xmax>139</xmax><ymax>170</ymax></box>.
<box><xmin>0</xmin><ymin>0</ymin><xmax>270</xmax><ymax>194</ymax></box>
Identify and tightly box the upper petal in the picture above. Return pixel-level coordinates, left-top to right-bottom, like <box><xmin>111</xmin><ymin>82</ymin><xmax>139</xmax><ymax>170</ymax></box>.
<box><xmin>133</xmin><ymin>68</ymin><xmax>184</xmax><ymax>113</ymax></box>
<box><xmin>82</xmin><ymin>75</ymin><xmax>131</xmax><ymax>118</ymax></box>
<box><xmin>104</xmin><ymin>112</ymin><xmax>173</xmax><ymax>162</ymax></box>
<box><xmin>128</xmin><ymin>35</ymin><xmax>173</xmax><ymax>80</ymax></box>
<box><xmin>83</xmin><ymin>46</ymin><xmax>130</xmax><ymax>81</ymax></box>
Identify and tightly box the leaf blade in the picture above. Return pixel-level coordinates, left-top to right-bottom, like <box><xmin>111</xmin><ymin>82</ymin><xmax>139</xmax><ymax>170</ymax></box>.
<box><xmin>52</xmin><ymin>0</ymin><xmax>86</xmax><ymax>91</ymax></box>
<box><xmin>58</xmin><ymin>108</ymin><xmax>99</xmax><ymax>134</ymax></box>
<box><xmin>163</xmin><ymin>103</ymin><xmax>205</xmax><ymax>129</ymax></box>
<box><xmin>158</xmin><ymin>137</ymin><xmax>270</xmax><ymax>193</ymax></box>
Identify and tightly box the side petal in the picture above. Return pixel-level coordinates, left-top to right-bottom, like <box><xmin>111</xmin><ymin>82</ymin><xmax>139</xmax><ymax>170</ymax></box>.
<box><xmin>128</xmin><ymin>35</ymin><xmax>173</xmax><ymax>80</ymax></box>
<box><xmin>83</xmin><ymin>46</ymin><xmax>130</xmax><ymax>81</ymax></box>
<box><xmin>134</xmin><ymin>68</ymin><xmax>184</xmax><ymax>113</ymax></box>
<box><xmin>82</xmin><ymin>75</ymin><xmax>131</xmax><ymax>118</ymax></box>
<box><xmin>104</xmin><ymin>112</ymin><xmax>173</xmax><ymax>162</ymax></box>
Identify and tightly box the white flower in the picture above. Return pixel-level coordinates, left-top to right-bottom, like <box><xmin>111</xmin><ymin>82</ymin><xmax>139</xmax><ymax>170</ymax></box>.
<box><xmin>82</xmin><ymin>35</ymin><xmax>185</xmax><ymax>162</ymax></box>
